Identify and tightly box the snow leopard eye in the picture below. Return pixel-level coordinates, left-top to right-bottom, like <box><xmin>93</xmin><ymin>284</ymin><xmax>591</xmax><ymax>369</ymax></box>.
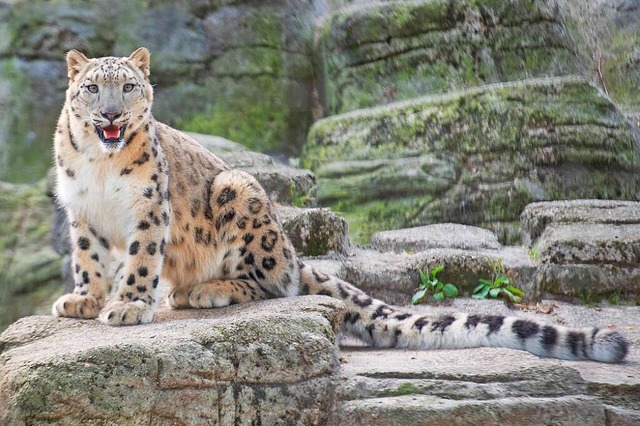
<box><xmin>86</xmin><ymin>84</ymin><xmax>99</xmax><ymax>94</ymax></box>
<box><xmin>123</xmin><ymin>83</ymin><xmax>135</xmax><ymax>93</ymax></box>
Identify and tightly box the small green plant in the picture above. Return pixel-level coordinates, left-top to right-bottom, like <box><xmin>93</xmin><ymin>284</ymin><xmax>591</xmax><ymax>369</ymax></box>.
<box><xmin>473</xmin><ymin>258</ymin><xmax>525</xmax><ymax>303</ymax></box>
<box><xmin>412</xmin><ymin>265</ymin><xmax>459</xmax><ymax>304</ymax></box>
<box><xmin>529</xmin><ymin>242</ymin><xmax>540</xmax><ymax>260</ymax></box>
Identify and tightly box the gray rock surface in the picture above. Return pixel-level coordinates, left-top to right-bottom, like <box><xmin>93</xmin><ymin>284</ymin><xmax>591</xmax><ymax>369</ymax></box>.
<box><xmin>334</xmin><ymin>246</ymin><xmax>536</xmax><ymax>306</ymax></box>
<box><xmin>0</xmin><ymin>180</ymin><xmax>63</xmax><ymax>331</ymax></box>
<box><xmin>0</xmin><ymin>0</ymin><xmax>324</xmax><ymax>174</ymax></box>
<box><xmin>336</xmin><ymin>299</ymin><xmax>640</xmax><ymax>425</ymax></box>
<box><xmin>522</xmin><ymin>201</ymin><xmax>640</xmax><ymax>301</ymax></box>
<box><xmin>0</xmin><ymin>296</ymin><xmax>345</xmax><ymax>426</ymax></box>
<box><xmin>3</xmin><ymin>297</ymin><xmax>637</xmax><ymax>425</ymax></box>
<box><xmin>303</xmin><ymin>77</ymin><xmax>640</xmax><ymax>244</ymax></box>
<box><xmin>191</xmin><ymin>132</ymin><xmax>318</xmax><ymax>208</ymax></box>
<box><xmin>319</xmin><ymin>0</ymin><xmax>585</xmax><ymax>114</ymax></box>
<box><xmin>371</xmin><ymin>223</ymin><xmax>502</xmax><ymax>253</ymax></box>
<box><xmin>278</xmin><ymin>206</ymin><xmax>353</xmax><ymax>256</ymax></box>
<box><xmin>520</xmin><ymin>199</ymin><xmax>640</xmax><ymax>247</ymax></box>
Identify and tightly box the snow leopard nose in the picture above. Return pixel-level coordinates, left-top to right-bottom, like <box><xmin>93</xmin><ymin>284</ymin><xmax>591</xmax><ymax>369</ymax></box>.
<box><xmin>101</xmin><ymin>111</ymin><xmax>122</xmax><ymax>123</ymax></box>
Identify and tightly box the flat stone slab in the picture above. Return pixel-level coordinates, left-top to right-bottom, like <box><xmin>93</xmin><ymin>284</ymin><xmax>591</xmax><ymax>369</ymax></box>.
<box><xmin>0</xmin><ymin>297</ymin><xmax>345</xmax><ymax>425</ymax></box>
<box><xmin>520</xmin><ymin>200</ymin><xmax>640</xmax><ymax>247</ymax></box>
<box><xmin>537</xmin><ymin>222</ymin><xmax>640</xmax><ymax>265</ymax></box>
<box><xmin>371</xmin><ymin>223</ymin><xmax>502</xmax><ymax>253</ymax></box>
<box><xmin>336</xmin><ymin>299</ymin><xmax>640</xmax><ymax>425</ymax></box>
<box><xmin>521</xmin><ymin>201</ymin><xmax>640</xmax><ymax>301</ymax></box>
<box><xmin>340</xmin><ymin>247</ymin><xmax>535</xmax><ymax>305</ymax></box>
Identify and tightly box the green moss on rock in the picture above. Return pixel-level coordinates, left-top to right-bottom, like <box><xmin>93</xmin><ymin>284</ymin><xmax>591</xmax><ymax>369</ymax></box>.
<box><xmin>318</xmin><ymin>0</ymin><xmax>584</xmax><ymax>114</ymax></box>
<box><xmin>303</xmin><ymin>77</ymin><xmax>640</xmax><ymax>244</ymax></box>
<box><xmin>0</xmin><ymin>180</ymin><xmax>63</xmax><ymax>332</ymax></box>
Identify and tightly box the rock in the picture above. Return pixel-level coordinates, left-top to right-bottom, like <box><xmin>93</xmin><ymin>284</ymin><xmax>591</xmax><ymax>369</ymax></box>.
<box><xmin>190</xmin><ymin>132</ymin><xmax>319</xmax><ymax>207</ymax></box>
<box><xmin>0</xmin><ymin>58</ymin><xmax>66</xmax><ymax>183</ymax></box>
<box><xmin>218</xmin><ymin>151</ymin><xmax>318</xmax><ymax>208</ymax></box>
<box><xmin>340</xmin><ymin>247</ymin><xmax>536</xmax><ymax>306</ymax></box>
<box><xmin>278</xmin><ymin>206</ymin><xmax>353</xmax><ymax>256</ymax></box>
<box><xmin>303</xmin><ymin>77</ymin><xmax>640</xmax><ymax>244</ymax></box>
<box><xmin>520</xmin><ymin>199</ymin><xmax>640</xmax><ymax>247</ymax></box>
<box><xmin>522</xmin><ymin>201</ymin><xmax>640</xmax><ymax>301</ymax></box>
<box><xmin>318</xmin><ymin>0</ymin><xmax>585</xmax><ymax>114</ymax></box>
<box><xmin>0</xmin><ymin>180</ymin><xmax>63</xmax><ymax>331</ymax></box>
<box><xmin>1</xmin><ymin>0</ymin><xmax>324</xmax><ymax>184</ymax></box>
<box><xmin>337</xmin><ymin>394</ymin><xmax>605</xmax><ymax>426</ymax></box>
<box><xmin>371</xmin><ymin>223</ymin><xmax>502</xmax><ymax>253</ymax></box>
<box><xmin>0</xmin><ymin>296</ymin><xmax>345</xmax><ymax>425</ymax></box>
<box><xmin>335</xmin><ymin>298</ymin><xmax>640</xmax><ymax>425</ymax></box>
<box><xmin>558</xmin><ymin>0</ymin><xmax>640</xmax><ymax>115</ymax></box>
<box><xmin>537</xmin><ymin>223</ymin><xmax>640</xmax><ymax>265</ymax></box>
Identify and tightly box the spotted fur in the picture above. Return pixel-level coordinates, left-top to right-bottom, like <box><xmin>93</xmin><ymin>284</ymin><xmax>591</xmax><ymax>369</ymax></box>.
<box><xmin>52</xmin><ymin>49</ymin><xmax>629</xmax><ymax>364</ymax></box>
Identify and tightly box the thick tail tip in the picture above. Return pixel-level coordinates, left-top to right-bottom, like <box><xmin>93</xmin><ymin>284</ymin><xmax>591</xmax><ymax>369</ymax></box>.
<box><xmin>591</xmin><ymin>330</ymin><xmax>629</xmax><ymax>363</ymax></box>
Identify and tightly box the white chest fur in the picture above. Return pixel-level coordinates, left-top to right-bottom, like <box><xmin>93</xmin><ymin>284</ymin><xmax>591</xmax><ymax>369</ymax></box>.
<box><xmin>57</xmin><ymin>159</ymin><xmax>134</xmax><ymax>249</ymax></box>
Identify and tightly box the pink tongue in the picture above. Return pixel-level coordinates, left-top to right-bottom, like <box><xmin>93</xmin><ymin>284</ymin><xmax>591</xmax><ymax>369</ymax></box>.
<box><xmin>103</xmin><ymin>125</ymin><xmax>120</xmax><ymax>139</ymax></box>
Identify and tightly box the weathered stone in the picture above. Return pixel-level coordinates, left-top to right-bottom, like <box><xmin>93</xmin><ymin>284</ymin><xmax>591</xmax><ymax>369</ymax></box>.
<box><xmin>318</xmin><ymin>0</ymin><xmax>585</xmax><ymax>114</ymax></box>
<box><xmin>341</xmin><ymin>247</ymin><xmax>535</xmax><ymax>305</ymax></box>
<box><xmin>191</xmin><ymin>132</ymin><xmax>318</xmax><ymax>207</ymax></box>
<box><xmin>537</xmin><ymin>263</ymin><xmax>640</xmax><ymax>302</ymax></box>
<box><xmin>521</xmin><ymin>201</ymin><xmax>640</xmax><ymax>301</ymax></box>
<box><xmin>335</xmin><ymin>298</ymin><xmax>640</xmax><ymax>425</ymax></box>
<box><xmin>0</xmin><ymin>180</ymin><xmax>63</xmax><ymax>332</ymax></box>
<box><xmin>336</xmin><ymin>394</ymin><xmax>605</xmax><ymax>426</ymax></box>
<box><xmin>603</xmin><ymin>406</ymin><xmax>640</xmax><ymax>426</ymax></box>
<box><xmin>193</xmin><ymin>132</ymin><xmax>319</xmax><ymax>207</ymax></box>
<box><xmin>1</xmin><ymin>0</ymin><xmax>324</xmax><ymax>184</ymax></box>
<box><xmin>0</xmin><ymin>58</ymin><xmax>66</xmax><ymax>183</ymax></box>
<box><xmin>371</xmin><ymin>223</ymin><xmax>502</xmax><ymax>253</ymax></box>
<box><xmin>220</xmin><ymin>151</ymin><xmax>318</xmax><ymax>207</ymax></box>
<box><xmin>0</xmin><ymin>296</ymin><xmax>345</xmax><ymax>425</ymax></box>
<box><xmin>278</xmin><ymin>206</ymin><xmax>353</xmax><ymax>256</ymax></box>
<box><xmin>558</xmin><ymin>0</ymin><xmax>640</xmax><ymax>115</ymax></box>
<box><xmin>305</xmin><ymin>77</ymin><xmax>639</xmax><ymax>244</ymax></box>
<box><xmin>520</xmin><ymin>200</ymin><xmax>640</xmax><ymax>247</ymax></box>
<box><xmin>537</xmin><ymin>223</ymin><xmax>640</xmax><ymax>265</ymax></box>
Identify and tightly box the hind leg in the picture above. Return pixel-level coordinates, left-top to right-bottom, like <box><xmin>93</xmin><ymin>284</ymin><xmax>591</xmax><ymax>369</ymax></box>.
<box><xmin>167</xmin><ymin>279</ymin><xmax>269</xmax><ymax>309</ymax></box>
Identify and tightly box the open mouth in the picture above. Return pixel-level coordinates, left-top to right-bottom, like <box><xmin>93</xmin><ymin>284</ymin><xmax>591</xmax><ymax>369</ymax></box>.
<box><xmin>96</xmin><ymin>124</ymin><xmax>126</xmax><ymax>146</ymax></box>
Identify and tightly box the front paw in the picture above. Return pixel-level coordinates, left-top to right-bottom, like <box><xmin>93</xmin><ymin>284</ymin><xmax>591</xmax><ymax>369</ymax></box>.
<box><xmin>98</xmin><ymin>300</ymin><xmax>154</xmax><ymax>326</ymax></box>
<box><xmin>52</xmin><ymin>294</ymin><xmax>102</xmax><ymax>319</ymax></box>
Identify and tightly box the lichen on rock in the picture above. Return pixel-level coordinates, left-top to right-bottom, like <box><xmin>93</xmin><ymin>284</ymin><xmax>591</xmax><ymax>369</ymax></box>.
<box><xmin>303</xmin><ymin>77</ymin><xmax>640</xmax><ymax>244</ymax></box>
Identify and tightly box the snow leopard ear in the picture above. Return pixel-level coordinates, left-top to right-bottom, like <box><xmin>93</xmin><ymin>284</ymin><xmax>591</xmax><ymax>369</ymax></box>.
<box><xmin>128</xmin><ymin>47</ymin><xmax>150</xmax><ymax>79</ymax></box>
<box><xmin>66</xmin><ymin>50</ymin><xmax>90</xmax><ymax>82</ymax></box>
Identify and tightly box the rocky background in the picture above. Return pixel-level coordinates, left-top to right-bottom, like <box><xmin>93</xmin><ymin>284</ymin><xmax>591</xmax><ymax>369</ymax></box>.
<box><xmin>1</xmin><ymin>0</ymin><xmax>640</xmax><ymax>328</ymax></box>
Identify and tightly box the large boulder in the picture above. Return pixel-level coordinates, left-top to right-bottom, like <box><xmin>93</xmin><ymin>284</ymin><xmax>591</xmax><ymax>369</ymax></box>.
<box><xmin>303</xmin><ymin>77</ymin><xmax>640</xmax><ymax>244</ymax></box>
<box><xmin>191</xmin><ymin>132</ymin><xmax>318</xmax><ymax>208</ymax></box>
<box><xmin>279</xmin><ymin>206</ymin><xmax>353</xmax><ymax>257</ymax></box>
<box><xmin>0</xmin><ymin>296</ymin><xmax>345</xmax><ymax>425</ymax></box>
<box><xmin>318</xmin><ymin>0</ymin><xmax>585</xmax><ymax>114</ymax></box>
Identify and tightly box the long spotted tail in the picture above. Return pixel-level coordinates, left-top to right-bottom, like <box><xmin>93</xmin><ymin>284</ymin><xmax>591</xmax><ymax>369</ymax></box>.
<box><xmin>298</xmin><ymin>263</ymin><xmax>629</xmax><ymax>363</ymax></box>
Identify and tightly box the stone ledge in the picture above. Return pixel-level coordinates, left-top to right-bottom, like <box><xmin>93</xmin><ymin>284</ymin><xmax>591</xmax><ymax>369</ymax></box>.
<box><xmin>371</xmin><ymin>223</ymin><xmax>502</xmax><ymax>253</ymax></box>
<box><xmin>0</xmin><ymin>296</ymin><xmax>345</xmax><ymax>426</ymax></box>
